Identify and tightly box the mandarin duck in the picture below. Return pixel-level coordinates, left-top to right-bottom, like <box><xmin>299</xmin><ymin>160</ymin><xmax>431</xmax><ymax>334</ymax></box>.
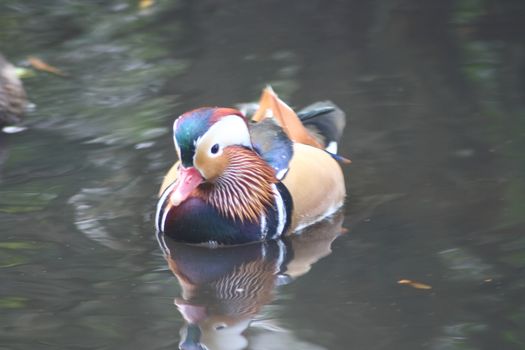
<box><xmin>156</xmin><ymin>87</ymin><xmax>348</xmax><ymax>245</ymax></box>
<box><xmin>0</xmin><ymin>54</ymin><xmax>26</xmax><ymax>128</ymax></box>
<box><xmin>158</xmin><ymin>213</ymin><xmax>344</xmax><ymax>350</ymax></box>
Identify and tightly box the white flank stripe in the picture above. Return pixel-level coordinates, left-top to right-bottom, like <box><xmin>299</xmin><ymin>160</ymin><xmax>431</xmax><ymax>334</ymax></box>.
<box><xmin>260</xmin><ymin>214</ymin><xmax>268</xmax><ymax>239</ymax></box>
<box><xmin>155</xmin><ymin>231</ymin><xmax>170</xmax><ymax>257</ymax></box>
<box><xmin>275</xmin><ymin>239</ymin><xmax>286</xmax><ymax>272</ymax></box>
<box><xmin>155</xmin><ymin>181</ymin><xmax>177</xmax><ymax>232</ymax></box>
<box><xmin>160</xmin><ymin>204</ymin><xmax>171</xmax><ymax>234</ymax></box>
<box><xmin>261</xmin><ymin>243</ymin><xmax>267</xmax><ymax>258</ymax></box>
<box><xmin>272</xmin><ymin>184</ymin><xmax>286</xmax><ymax>237</ymax></box>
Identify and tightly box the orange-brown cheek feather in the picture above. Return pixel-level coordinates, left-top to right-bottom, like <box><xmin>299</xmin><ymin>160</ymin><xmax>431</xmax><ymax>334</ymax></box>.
<box><xmin>197</xmin><ymin>147</ymin><xmax>277</xmax><ymax>223</ymax></box>
<box><xmin>194</xmin><ymin>148</ymin><xmax>228</xmax><ymax>181</ymax></box>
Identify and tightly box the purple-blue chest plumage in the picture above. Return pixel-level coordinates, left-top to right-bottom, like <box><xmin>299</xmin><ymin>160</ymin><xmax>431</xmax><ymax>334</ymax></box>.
<box><xmin>155</xmin><ymin>182</ymin><xmax>293</xmax><ymax>245</ymax></box>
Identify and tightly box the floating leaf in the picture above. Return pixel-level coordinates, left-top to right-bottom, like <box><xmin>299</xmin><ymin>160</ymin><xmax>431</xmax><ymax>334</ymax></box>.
<box><xmin>398</xmin><ymin>279</ymin><xmax>432</xmax><ymax>290</ymax></box>
<box><xmin>139</xmin><ymin>0</ymin><xmax>155</xmax><ymax>10</ymax></box>
<box><xmin>27</xmin><ymin>56</ymin><xmax>67</xmax><ymax>77</ymax></box>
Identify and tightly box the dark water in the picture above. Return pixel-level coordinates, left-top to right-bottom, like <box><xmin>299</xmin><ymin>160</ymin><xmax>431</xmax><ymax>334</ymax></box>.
<box><xmin>1</xmin><ymin>1</ymin><xmax>525</xmax><ymax>349</ymax></box>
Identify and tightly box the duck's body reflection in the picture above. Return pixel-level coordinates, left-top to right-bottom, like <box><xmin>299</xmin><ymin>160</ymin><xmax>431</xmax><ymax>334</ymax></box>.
<box><xmin>157</xmin><ymin>212</ymin><xmax>344</xmax><ymax>350</ymax></box>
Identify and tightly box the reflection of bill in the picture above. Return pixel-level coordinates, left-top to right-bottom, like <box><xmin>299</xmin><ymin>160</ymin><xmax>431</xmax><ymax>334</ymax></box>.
<box><xmin>157</xmin><ymin>211</ymin><xmax>344</xmax><ymax>350</ymax></box>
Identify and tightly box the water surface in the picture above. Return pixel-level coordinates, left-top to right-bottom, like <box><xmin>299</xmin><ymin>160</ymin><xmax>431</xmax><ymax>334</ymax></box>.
<box><xmin>1</xmin><ymin>1</ymin><xmax>524</xmax><ymax>349</ymax></box>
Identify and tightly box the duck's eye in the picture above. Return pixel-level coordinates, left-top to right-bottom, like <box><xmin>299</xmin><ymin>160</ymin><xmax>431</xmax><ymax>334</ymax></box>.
<box><xmin>210</xmin><ymin>143</ymin><xmax>220</xmax><ymax>154</ymax></box>
<box><xmin>215</xmin><ymin>323</ymin><xmax>227</xmax><ymax>330</ymax></box>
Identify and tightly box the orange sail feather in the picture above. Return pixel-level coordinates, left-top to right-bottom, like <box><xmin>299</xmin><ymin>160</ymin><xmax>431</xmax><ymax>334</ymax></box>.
<box><xmin>252</xmin><ymin>87</ymin><xmax>323</xmax><ymax>149</ymax></box>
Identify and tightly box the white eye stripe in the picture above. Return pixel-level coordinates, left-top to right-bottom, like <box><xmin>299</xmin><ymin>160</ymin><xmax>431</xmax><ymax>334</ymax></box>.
<box><xmin>198</xmin><ymin>115</ymin><xmax>251</xmax><ymax>151</ymax></box>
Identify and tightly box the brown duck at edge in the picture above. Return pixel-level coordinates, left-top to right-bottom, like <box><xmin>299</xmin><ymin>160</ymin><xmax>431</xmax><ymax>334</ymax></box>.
<box><xmin>155</xmin><ymin>87</ymin><xmax>348</xmax><ymax>245</ymax></box>
<box><xmin>0</xmin><ymin>54</ymin><xmax>26</xmax><ymax>128</ymax></box>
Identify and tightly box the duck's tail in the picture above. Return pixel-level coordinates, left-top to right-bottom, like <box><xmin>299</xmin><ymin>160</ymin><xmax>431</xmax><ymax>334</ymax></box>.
<box><xmin>297</xmin><ymin>101</ymin><xmax>346</xmax><ymax>155</ymax></box>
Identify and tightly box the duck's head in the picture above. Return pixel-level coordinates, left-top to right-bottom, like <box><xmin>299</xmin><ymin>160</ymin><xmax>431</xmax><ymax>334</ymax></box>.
<box><xmin>170</xmin><ymin>107</ymin><xmax>253</xmax><ymax>205</ymax></box>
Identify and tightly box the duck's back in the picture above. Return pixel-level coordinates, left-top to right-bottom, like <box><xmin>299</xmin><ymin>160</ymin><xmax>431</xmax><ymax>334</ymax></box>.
<box><xmin>282</xmin><ymin>143</ymin><xmax>345</xmax><ymax>232</ymax></box>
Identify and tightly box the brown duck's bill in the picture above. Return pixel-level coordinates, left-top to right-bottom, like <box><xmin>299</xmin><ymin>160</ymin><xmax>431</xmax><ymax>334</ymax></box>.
<box><xmin>170</xmin><ymin>166</ymin><xmax>204</xmax><ymax>206</ymax></box>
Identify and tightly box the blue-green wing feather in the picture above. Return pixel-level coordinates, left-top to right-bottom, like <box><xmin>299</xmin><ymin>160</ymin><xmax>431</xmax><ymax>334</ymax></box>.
<box><xmin>250</xmin><ymin>119</ymin><xmax>293</xmax><ymax>180</ymax></box>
